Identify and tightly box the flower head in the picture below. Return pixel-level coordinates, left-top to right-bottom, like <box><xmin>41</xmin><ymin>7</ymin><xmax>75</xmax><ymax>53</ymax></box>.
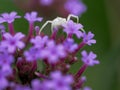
<box><xmin>82</xmin><ymin>31</ymin><xmax>96</xmax><ymax>46</ymax></box>
<box><xmin>0</xmin><ymin>11</ymin><xmax>21</xmax><ymax>23</ymax></box>
<box><xmin>30</xmin><ymin>36</ymin><xmax>48</xmax><ymax>48</ymax></box>
<box><xmin>1</xmin><ymin>32</ymin><xmax>25</xmax><ymax>53</ymax></box>
<box><xmin>24</xmin><ymin>47</ymin><xmax>41</xmax><ymax>61</ymax></box>
<box><xmin>24</xmin><ymin>12</ymin><xmax>43</xmax><ymax>23</ymax></box>
<box><xmin>81</xmin><ymin>50</ymin><xmax>100</xmax><ymax>66</ymax></box>
<box><xmin>63</xmin><ymin>38</ymin><xmax>78</xmax><ymax>53</ymax></box>
<box><xmin>0</xmin><ymin>11</ymin><xmax>99</xmax><ymax>90</ymax></box>
<box><xmin>40</xmin><ymin>0</ymin><xmax>53</xmax><ymax>6</ymax></box>
<box><xmin>64</xmin><ymin>0</ymin><xmax>86</xmax><ymax>15</ymax></box>
<box><xmin>63</xmin><ymin>20</ymin><xmax>83</xmax><ymax>38</ymax></box>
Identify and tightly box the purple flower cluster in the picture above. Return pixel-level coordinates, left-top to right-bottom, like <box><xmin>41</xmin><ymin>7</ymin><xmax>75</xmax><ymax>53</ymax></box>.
<box><xmin>32</xmin><ymin>71</ymin><xmax>73</xmax><ymax>90</ymax></box>
<box><xmin>38</xmin><ymin>0</ymin><xmax>86</xmax><ymax>16</ymax></box>
<box><xmin>42</xmin><ymin>0</ymin><xmax>87</xmax><ymax>16</ymax></box>
<box><xmin>38</xmin><ymin>0</ymin><xmax>86</xmax><ymax>15</ymax></box>
<box><xmin>14</xmin><ymin>0</ymin><xmax>86</xmax><ymax>18</ymax></box>
<box><xmin>0</xmin><ymin>11</ymin><xmax>99</xmax><ymax>90</ymax></box>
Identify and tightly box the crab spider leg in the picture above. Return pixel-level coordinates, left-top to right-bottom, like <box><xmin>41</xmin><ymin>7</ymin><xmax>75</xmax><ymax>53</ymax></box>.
<box><xmin>67</xmin><ymin>14</ymin><xmax>79</xmax><ymax>23</ymax></box>
<box><xmin>81</xmin><ymin>28</ymin><xmax>85</xmax><ymax>33</ymax></box>
<box><xmin>39</xmin><ymin>20</ymin><xmax>52</xmax><ymax>34</ymax></box>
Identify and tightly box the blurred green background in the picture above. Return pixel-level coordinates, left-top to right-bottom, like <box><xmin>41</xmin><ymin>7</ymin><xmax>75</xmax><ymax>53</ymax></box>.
<box><xmin>0</xmin><ymin>0</ymin><xmax>120</xmax><ymax>90</ymax></box>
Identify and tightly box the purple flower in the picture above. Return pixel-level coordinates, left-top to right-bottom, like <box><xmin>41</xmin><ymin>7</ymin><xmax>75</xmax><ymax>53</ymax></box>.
<box><xmin>80</xmin><ymin>76</ymin><xmax>87</xmax><ymax>82</ymax></box>
<box><xmin>1</xmin><ymin>65</ymin><xmax>13</xmax><ymax>76</ymax></box>
<box><xmin>24</xmin><ymin>47</ymin><xmax>41</xmax><ymax>61</ymax></box>
<box><xmin>63</xmin><ymin>38</ymin><xmax>78</xmax><ymax>53</ymax></box>
<box><xmin>12</xmin><ymin>84</ymin><xmax>31</xmax><ymax>90</ymax></box>
<box><xmin>0</xmin><ymin>49</ymin><xmax>14</xmax><ymax>75</ymax></box>
<box><xmin>82</xmin><ymin>31</ymin><xmax>96</xmax><ymax>46</ymax></box>
<box><xmin>0</xmin><ymin>72</ymin><xmax>9</xmax><ymax>90</ymax></box>
<box><xmin>83</xmin><ymin>86</ymin><xmax>92</xmax><ymax>90</ymax></box>
<box><xmin>63</xmin><ymin>20</ymin><xmax>83</xmax><ymax>38</ymax></box>
<box><xmin>0</xmin><ymin>24</ymin><xmax>5</xmax><ymax>34</ymax></box>
<box><xmin>40</xmin><ymin>0</ymin><xmax>53</xmax><ymax>6</ymax></box>
<box><xmin>42</xmin><ymin>40</ymin><xmax>66</xmax><ymax>63</ymax></box>
<box><xmin>81</xmin><ymin>50</ymin><xmax>100</xmax><ymax>66</ymax></box>
<box><xmin>24</xmin><ymin>12</ymin><xmax>43</xmax><ymax>23</ymax></box>
<box><xmin>0</xmin><ymin>49</ymin><xmax>14</xmax><ymax>66</ymax></box>
<box><xmin>1</xmin><ymin>32</ymin><xmax>25</xmax><ymax>53</ymax></box>
<box><xmin>30</xmin><ymin>36</ymin><xmax>48</xmax><ymax>48</ymax></box>
<box><xmin>44</xmin><ymin>71</ymin><xmax>73</xmax><ymax>90</ymax></box>
<box><xmin>32</xmin><ymin>79</ymin><xmax>46</xmax><ymax>90</ymax></box>
<box><xmin>34</xmin><ymin>26</ymin><xmax>40</xmax><ymax>34</ymax></box>
<box><xmin>0</xmin><ymin>11</ymin><xmax>21</xmax><ymax>23</ymax></box>
<box><xmin>64</xmin><ymin>0</ymin><xmax>86</xmax><ymax>15</ymax></box>
<box><xmin>0</xmin><ymin>24</ymin><xmax>5</xmax><ymax>30</ymax></box>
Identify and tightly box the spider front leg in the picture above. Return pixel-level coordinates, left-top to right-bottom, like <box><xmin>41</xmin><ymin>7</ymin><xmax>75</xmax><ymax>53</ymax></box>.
<box><xmin>67</xmin><ymin>14</ymin><xmax>79</xmax><ymax>23</ymax></box>
<box><xmin>67</xmin><ymin>14</ymin><xmax>85</xmax><ymax>33</ymax></box>
<box><xmin>39</xmin><ymin>20</ymin><xmax>52</xmax><ymax>34</ymax></box>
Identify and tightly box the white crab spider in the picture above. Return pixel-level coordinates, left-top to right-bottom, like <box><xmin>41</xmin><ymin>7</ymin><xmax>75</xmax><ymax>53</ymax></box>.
<box><xmin>39</xmin><ymin>14</ymin><xmax>84</xmax><ymax>34</ymax></box>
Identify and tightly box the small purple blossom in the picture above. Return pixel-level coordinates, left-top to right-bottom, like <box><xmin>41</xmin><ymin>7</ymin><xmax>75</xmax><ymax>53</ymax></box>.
<box><xmin>0</xmin><ymin>48</ymin><xmax>14</xmax><ymax>66</ymax></box>
<box><xmin>24</xmin><ymin>47</ymin><xmax>41</xmax><ymax>61</ymax></box>
<box><xmin>30</xmin><ymin>36</ymin><xmax>48</xmax><ymax>48</ymax></box>
<box><xmin>64</xmin><ymin>0</ymin><xmax>86</xmax><ymax>15</ymax></box>
<box><xmin>82</xmin><ymin>31</ymin><xmax>96</xmax><ymax>46</ymax></box>
<box><xmin>63</xmin><ymin>20</ymin><xmax>83</xmax><ymax>38</ymax></box>
<box><xmin>0</xmin><ymin>72</ymin><xmax>9</xmax><ymax>90</ymax></box>
<box><xmin>31</xmin><ymin>71</ymin><xmax>73</xmax><ymax>90</ymax></box>
<box><xmin>32</xmin><ymin>79</ymin><xmax>45</xmax><ymax>90</ymax></box>
<box><xmin>81</xmin><ymin>50</ymin><xmax>100</xmax><ymax>66</ymax></box>
<box><xmin>24</xmin><ymin>12</ymin><xmax>43</xmax><ymax>23</ymax></box>
<box><xmin>81</xmin><ymin>76</ymin><xmax>87</xmax><ymax>82</ymax></box>
<box><xmin>0</xmin><ymin>24</ymin><xmax>5</xmax><ymax>30</ymax></box>
<box><xmin>83</xmin><ymin>86</ymin><xmax>92</xmax><ymax>90</ymax></box>
<box><xmin>1</xmin><ymin>65</ymin><xmax>13</xmax><ymax>76</ymax></box>
<box><xmin>34</xmin><ymin>26</ymin><xmax>40</xmax><ymax>34</ymax></box>
<box><xmin>63</xmin><ymin>38</ymin><xmax>78</xmax><ymax>53</ymax></box>
<box><xmin>43</xmin><ymin>40</ymin><xmax>66</xmax><ymax>63</ymax></box>
<box><xmin>1</xmin><ymin>32</ymin><xmax>25</xmax><ymax>53</ymax></box>
<box><xmin>0</xmin><ymin>11</ymin><xmax>21</xmax><ymax>23</ymax></box>
<box><xmin>0</xmin><ymin>49</ymin><xmax>14</xmax><ymax>75</ymax></box>
<box><xmin>35</xmin><ymin>26</ymin><xmax>40</xmax><ymax>32</ymax></box>
<box><xmin>40</xmin><ymin>0</ymin><xmax>53</xmax><ymax>6</ymax></box>
<box><xmin>11</xmin><ymin>83</ymin><xmax>31</xmax><ymax>90</ymax></box>
<box><xmin>44</xmin><ymin>71</ymin><xmax>73</xmax><ymax>90</ymax></box>
<box><xmin>0</xmin><ymin>24</ymin><xmax>5</xmax><ymax>34</ymax></box>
